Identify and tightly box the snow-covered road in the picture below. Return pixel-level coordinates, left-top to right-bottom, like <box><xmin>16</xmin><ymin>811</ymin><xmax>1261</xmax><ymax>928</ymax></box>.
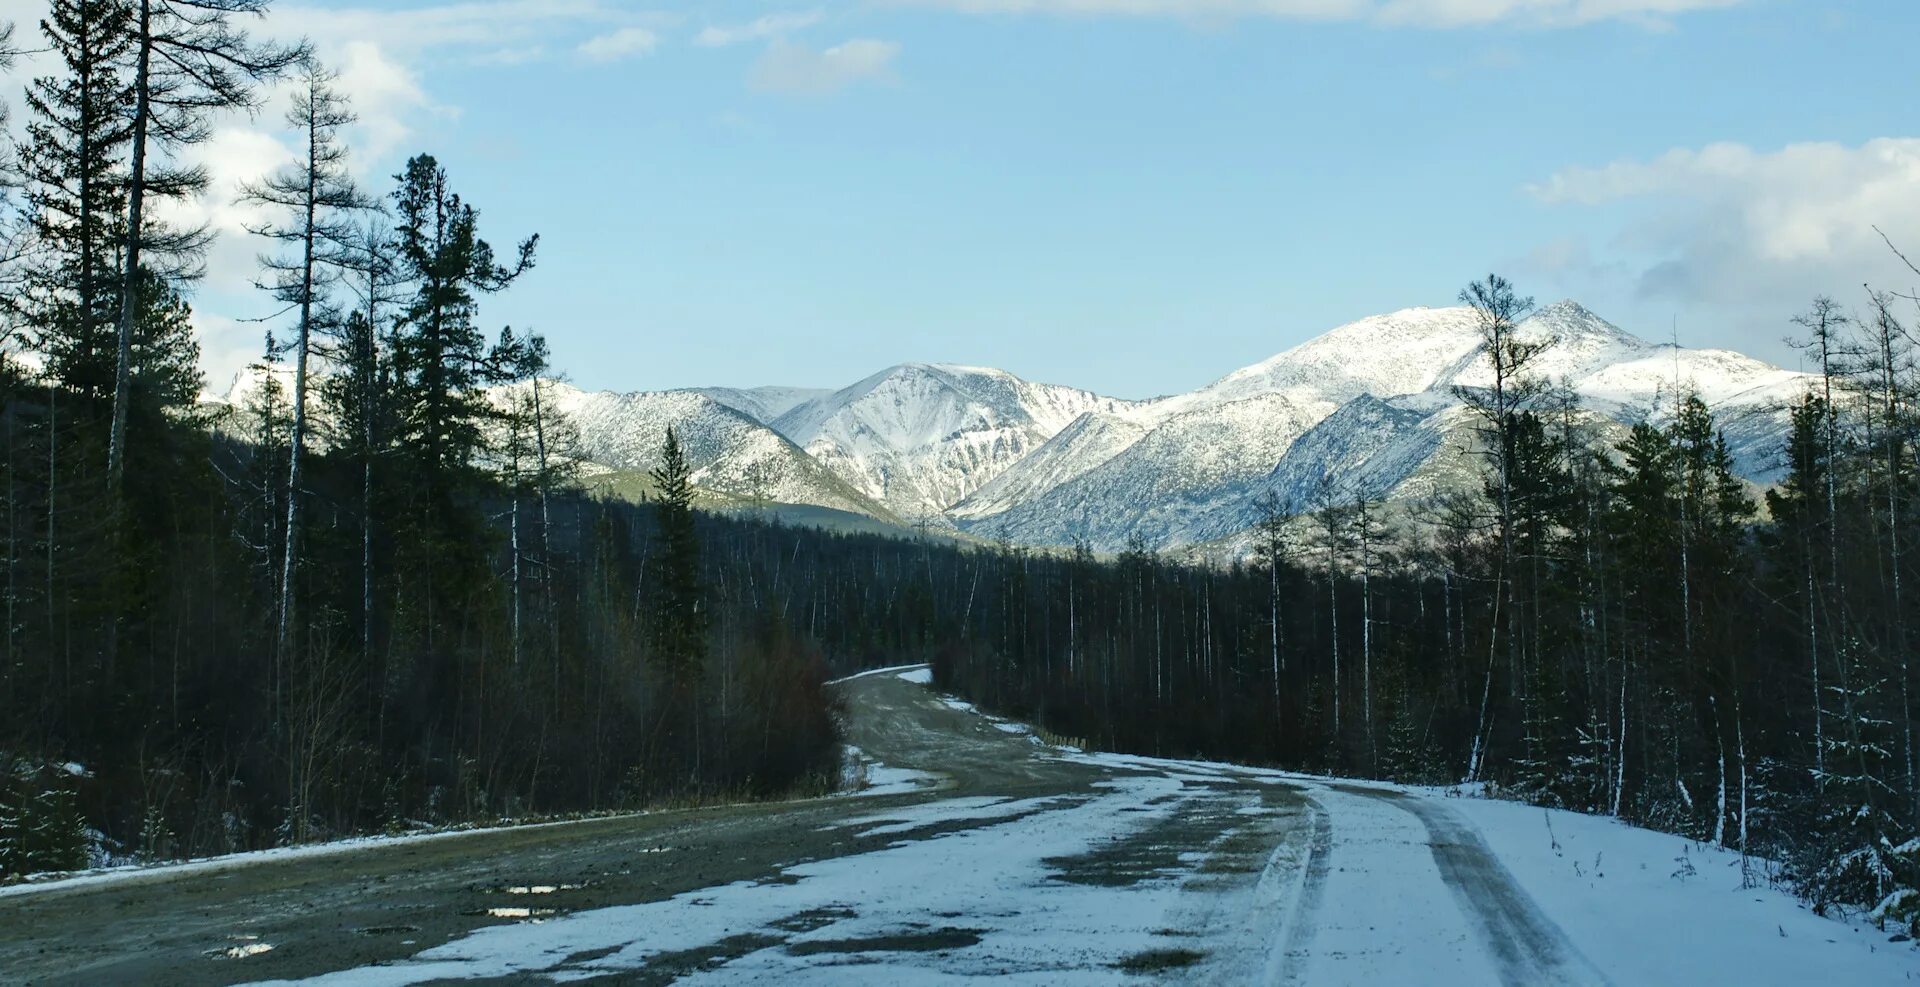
<box><xmin>5</xmin><ymin>666</ymin><xmax>1913</xmax><ymax>985</ymax></box>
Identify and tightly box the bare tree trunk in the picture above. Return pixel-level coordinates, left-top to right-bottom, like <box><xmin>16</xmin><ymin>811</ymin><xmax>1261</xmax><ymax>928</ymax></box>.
<box><xmin>1876</xmin><ymin>309</ymin><xmax>1915</xmax><ymax>811</ymax></box>
<box><xmin>510</xmin><ymin>480</ymin><xmax>522</xmax><ymax>666</ymax></box>
<box><xmin>108</xmin><ymin>1</ymin><xmax>154</xmax><ymax>489</ymax></box>
<box><xmin>1612</xmin><ymin>649</ymin><xmax>1628</xmax><ymax>816</ymax></box>
<box><xmin>277</xmin><ymin>108</ymin><xmax>322</xmax><ymax>654</ymax></box>
<box><xmin>1328</xmin><ymin>562</ymin><xmax>1340</xmax><ymax>736</ymax></box>
<box><xmin>1360</xmin><ymin>497</ymin><xmax>1375</xmax><ymax>760</ymax></box>
<box><xmin>1270</xmin><ymin>560</ymin><xmax>1280</xmax><ymax>697</ymax></box>
<box><xmin>1807</xmin><ymin>526</ymin><xmax>1822</xmax><ymax>776</ymax></box>
<box><xmin>1469</xmin><ymin>579</ymin><xmax>1502</xmax><ymax>784</ymax></box>
<box><xmin>1712</xmin><ymin>695</ymin><xmax>1727</xmax><ymax>848</ymax></box>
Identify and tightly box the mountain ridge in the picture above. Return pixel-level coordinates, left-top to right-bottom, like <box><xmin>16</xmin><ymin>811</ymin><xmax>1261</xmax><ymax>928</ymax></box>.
<box><xmin>210</xmin><ymin>300</ymin><xmax>1816</xmax><ymax>553</ymax></box>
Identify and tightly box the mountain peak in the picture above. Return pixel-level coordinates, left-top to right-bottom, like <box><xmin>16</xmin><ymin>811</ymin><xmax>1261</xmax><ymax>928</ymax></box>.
<box><xmin>1524</xmin><ymin>299</ymin><xmax>1642</xmax><ymax>346</ymax></box>
<box><xmin>1534</xmin><ymin>298</ymin><xmax>1596</xmax><ymax>320</ymax></box>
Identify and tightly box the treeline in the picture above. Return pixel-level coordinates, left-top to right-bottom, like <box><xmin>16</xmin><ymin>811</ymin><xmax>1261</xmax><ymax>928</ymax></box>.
<box><xmin>931</xmin><ymin>277</ymin><xmax>1920</xmax><ymax>930</ymax></box>
<box><xmin>0</xmin><ymin>1</ymin><xmax>840</xmax><ymax>877</ymax></box>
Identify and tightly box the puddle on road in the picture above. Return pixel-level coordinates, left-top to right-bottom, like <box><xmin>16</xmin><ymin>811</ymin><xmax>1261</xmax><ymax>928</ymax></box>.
<box><xmin>501</xmin><ymin>883</ymin><xmax>585</xmax><ymax>895</ymax></box>
<box><xmin>463</xmin><ymin>906</ymin><xmax>561</xmax><ymax>920</ymax></box>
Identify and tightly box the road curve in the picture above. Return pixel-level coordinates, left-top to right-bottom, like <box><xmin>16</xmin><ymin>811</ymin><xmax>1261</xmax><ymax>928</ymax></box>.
<box><xmin>0</xmin><ymin>668</ymin><xmax>1598</xmax><ymax>985</ymax></box>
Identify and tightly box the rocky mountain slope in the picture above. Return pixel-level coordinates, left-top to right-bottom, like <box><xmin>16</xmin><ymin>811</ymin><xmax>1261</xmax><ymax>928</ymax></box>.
<box><xmin>209</xmin><ymin>301</ymin><xmax>1816</xmax><ymax>553</ymax></box>
<box><xmin>767</xmin><ymin>363</ymin><xmax>1137</xmax><ymax>523</ymax></box>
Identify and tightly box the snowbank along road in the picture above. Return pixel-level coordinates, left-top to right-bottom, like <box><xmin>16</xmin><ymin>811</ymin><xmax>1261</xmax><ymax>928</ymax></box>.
<box><xmin>2</xmin><ymin>666</ymin><xmax>1913</xmax><ymax>984</ymax></box>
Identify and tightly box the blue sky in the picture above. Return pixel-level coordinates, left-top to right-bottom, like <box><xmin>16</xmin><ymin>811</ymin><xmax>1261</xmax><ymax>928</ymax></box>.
<box><xmin>13</xmin><ymin>0</ymin><xmax>1918</xmax><ymax>398</ymax></box>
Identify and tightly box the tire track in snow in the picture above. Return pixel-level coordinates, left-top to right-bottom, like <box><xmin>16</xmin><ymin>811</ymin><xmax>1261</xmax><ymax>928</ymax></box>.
<box><xmin>1340</xmin><ymin>786</ymin><xmax>1610</xmax><ymax>987</ymax></box>
<box><xmin>1275</xmin><ymin>798</ymin><xmax>1333</xmax><ymax>986</ymax></box>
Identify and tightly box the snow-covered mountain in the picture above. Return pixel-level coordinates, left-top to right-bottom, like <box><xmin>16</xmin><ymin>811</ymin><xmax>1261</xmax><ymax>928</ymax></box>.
<box><xmin>950</xmin><ymin>301</ymin><xmax>1813</xmax><ymax>551</ymax></box>
<box><xmin>768</xmin><ymin>363</ymin><xmax>1138</xmax><ymax>523</ymax></box>
<box><xmin>538</xmin><ymin>383</ymin><xmax>901</xmax><ymax>522</ymax></box>
<box><xmin>693</xmin><ymin>385</ymin><xmax>833</xmax><ymax>425</ymax></box>
<box><xmin>207</xmin><ymin>300</ymin><xmax>1817</xmax><ymax>551</ymax></box>
<box><xmin>963</xmin><ymin>393</ymin><xmax>1334</xmax><ymax>549</ymax></box>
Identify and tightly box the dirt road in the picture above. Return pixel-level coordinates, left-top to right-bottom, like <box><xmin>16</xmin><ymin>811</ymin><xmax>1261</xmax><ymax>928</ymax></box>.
<box><xmin>0</xmin><ymin>668</ymin><xmax>1663</xmax><ymax>985</ymax></box>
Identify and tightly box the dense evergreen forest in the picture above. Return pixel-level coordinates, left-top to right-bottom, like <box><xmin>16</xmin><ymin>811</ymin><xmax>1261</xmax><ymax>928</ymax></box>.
<box><xmin>0</xmin><ymin>0</ymin><xmax>1914</xmax><ymax>942</ymax></box>
<box><xmin>932</xmin><ymin>278</ymin><xmax>1920</xmax><ymax>930</ymax></box>
<box><xmin>0</xmin><ymin>0</ymin><xmax>844</xmax><ymax>876</ymax></box>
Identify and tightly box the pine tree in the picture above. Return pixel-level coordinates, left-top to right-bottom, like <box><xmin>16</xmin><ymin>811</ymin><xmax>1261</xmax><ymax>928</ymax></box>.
<box><xmin>0</xmin><ymin>768</ymin><xmax>20</xmax><ymax>879</ymax></box>
<box><xmin>1668</xmin><ymin>394</ymin><xmax>1756</xmax><ymax>845</ymax></box>
<box><xmin>21</xmin><ymin>769</ymin><xmax>88</xmax><ymax>873</ymax></box>
<box><xmin>388</xmin><ymin>154</ymin><xmax>538</xmax><ymax>488</ymax></box>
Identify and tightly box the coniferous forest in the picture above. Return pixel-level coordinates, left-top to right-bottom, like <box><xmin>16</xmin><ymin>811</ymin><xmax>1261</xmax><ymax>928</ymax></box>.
<box><xmin>0</xmin><ymin>0</ymin><xmax>1915</xmax><ymax>945</ymax></box>
<box><xmin>934</xmin><ymin>279</ymin><xmax>1920</xmax><ymax>928</ymax></box>
<box><xmin>0</xmin><ymin>0</ymin><xmax>845</xmax><ymax>876</ymax></box>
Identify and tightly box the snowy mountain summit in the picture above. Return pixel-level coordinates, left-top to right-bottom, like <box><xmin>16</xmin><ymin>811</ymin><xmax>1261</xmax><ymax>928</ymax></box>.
<box><xmin>768</xmin><ymin>363</ymin><xmax>1137</xmax><ymax>523</ymax></box>
<box><xmin>511</xmin><ymin>301</ymin><xmax>1812</xmax><ymax>552</ymax></box>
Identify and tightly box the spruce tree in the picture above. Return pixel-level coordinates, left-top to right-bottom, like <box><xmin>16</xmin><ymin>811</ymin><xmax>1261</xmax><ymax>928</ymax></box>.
<box><xmin>24</xmin><ymin>0</ymin><xmax>135</xmax><ymax>401</ymax></box>
<box><xmin>647</xmin><ymin>426</ymin><xmax>706</xmax><ymax>786</ymax></box>
<box><xmin>650</xmin><ymin>426</ymin><xmax>706</xmax><ymax>683</ymax></box>
<box><xmin>1765</xmin><ymin>395</ymin><xmax>1835</xmax><ymax>777</ymax></box>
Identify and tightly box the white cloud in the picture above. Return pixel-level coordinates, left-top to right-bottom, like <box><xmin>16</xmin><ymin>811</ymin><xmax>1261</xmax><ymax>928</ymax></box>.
<box><xmin>192</xmin><ymin>311</ymin><xmax>269</xmax><ymax>402</ymax></box>
<box><xmin>885</xmin><ymin>0</ymin><xmax>1745</xmax><ymax>28</ymax></box>
<box><xmin>697</xmin><ymin>10</ymin><xmax>824</xmax><ymax>47</ymax></box>
<box><xmin>577</xmin><ymin>26</ymin><xmax>661</xmax><ymax>62</ymax></box>
<box><xmin>1525</xmin><ymin>138</ymin><xmax>1920</xmax><ymax>331</ymax></box>
<box><xmin>327</xmin><ymin>40</ymin><xmax>446</xmax><ymax>164</ymax></box>
<box><xmin>472</xmin><ymin>45</ymin><xmax>552</xmax><ymax>66</ymax></box>
<box><xmin>751</xmin><ymin>39</ymin><xmax>901</xmax><ymax>94</ymax></box>
<box><xmin>0</xmin><ymin>0</ymin><xmax>659</xmax><ymax>383</ymax></box>
<box><xmin>155</xmin><ymin>127</ymin><xmax>302</xmax><ymax>385</ymax></box>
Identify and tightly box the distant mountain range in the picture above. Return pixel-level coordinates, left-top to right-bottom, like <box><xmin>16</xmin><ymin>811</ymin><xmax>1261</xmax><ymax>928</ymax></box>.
<box><xmin>213</xmin><ymin>301</ymin><xmax>1816</xmax><ymax>554</ymax></box>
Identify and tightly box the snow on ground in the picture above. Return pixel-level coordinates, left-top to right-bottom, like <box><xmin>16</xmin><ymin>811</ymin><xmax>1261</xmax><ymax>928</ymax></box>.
<box><xmin>839</xmin><ymin>744</ymin><xmax>944</xmax><ymax>797</ymax></box>
<box><xmin>6</xmin><ymin>738</ymin><xmax>936</xmax><ymax>903</ymax></box>
<box><xmin>1434</xmin><ymin>793</ymin><xmax>1917</xmax><ymax>986</ymax></box>
<box><xmin>834</xmin><ymin>795</ymin><xmax>1080</xmax><ymax>839</ymax></box>
<box><xmin>0</xmin><ymin>815</ymin><xmax>650</xmax><ymax>902</ymax></box>
<box><xmin>896</xmin><ymin>666</ymin><xmax>933</xmax><ymax>685</ymax></box>
<box><xmin>254</xmin><ymin>774</ymin><xmax>1244</xmax><ymax>986</ymax></box>
<box><xmin>237</xmin><ymin>673</ymin><xmax>1919</xmax><ymax>985</ymax></box>
<box><xmin>1272</xmin><ymin>783</ymin><xmax>1506</xmax><ymax>984</ymax></box>
<box><xmin>1074</xmin><ymin>749</ymin><xmax>1919</xmax><ymax>984</ymax></box>
<box><xmin>826</xmin><ymin>662</ymin><xmax>932</xmax><ymax>686</ymax></box>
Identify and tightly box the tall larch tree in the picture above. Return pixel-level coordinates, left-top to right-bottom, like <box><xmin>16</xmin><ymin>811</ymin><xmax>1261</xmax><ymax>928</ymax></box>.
<box><xmin>239</xmin><ymin>60</ymin><xmax>370</xmax><ymax>653</ymax></box>
<box><xmin>107</xmin><ymin>0</ymin><xmax>306</xmax><ymax>488</ymax></box>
